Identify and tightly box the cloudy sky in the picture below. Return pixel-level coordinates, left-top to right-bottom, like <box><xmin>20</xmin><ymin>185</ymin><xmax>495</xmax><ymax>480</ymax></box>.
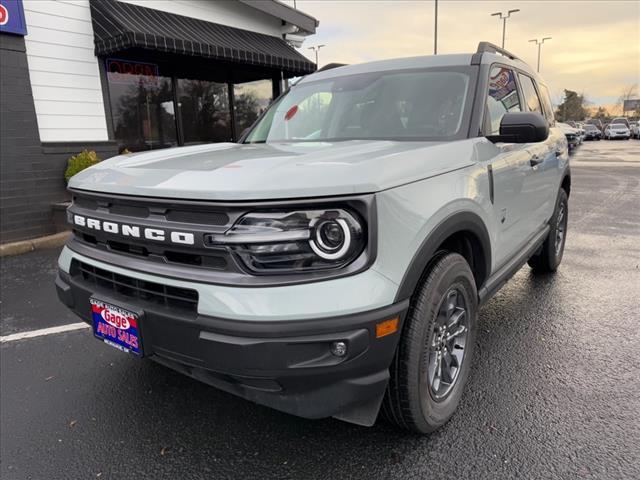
<box><xmin>286</xmin><ymin>0</ymin><xmax>640</xmax><ymax>111</ymax></box>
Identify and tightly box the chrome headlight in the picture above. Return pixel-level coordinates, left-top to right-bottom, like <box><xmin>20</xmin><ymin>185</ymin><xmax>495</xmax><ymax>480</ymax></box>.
<box><xmin>207</xmin><ymin>209</ymin><xmax>366</xmax><ymax>274</ymax></box>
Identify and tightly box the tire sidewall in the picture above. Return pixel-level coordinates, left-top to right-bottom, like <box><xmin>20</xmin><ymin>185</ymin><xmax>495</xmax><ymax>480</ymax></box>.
<box><xmin>546</xmin><ymin>189</ymin><xmax>569</xmax><ymax>269</ymax></box>
<box><xmin>408</xmin><ymin>254</ymin><xmax>478</xmax><ymax>432</ymax></box>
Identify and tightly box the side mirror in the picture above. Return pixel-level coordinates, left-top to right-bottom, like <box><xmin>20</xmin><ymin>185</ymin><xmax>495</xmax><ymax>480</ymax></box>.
<box><xmin>489</xmin><ymin>112</ymin><xmax>549</xmax><ymax>143</ymax></box>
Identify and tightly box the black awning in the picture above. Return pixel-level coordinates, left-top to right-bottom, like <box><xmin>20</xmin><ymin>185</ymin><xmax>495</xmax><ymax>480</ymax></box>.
<box><xmin>89</xmin><ymin>0</ymin><xmax>316</xmax><ymax>76</ymax></box>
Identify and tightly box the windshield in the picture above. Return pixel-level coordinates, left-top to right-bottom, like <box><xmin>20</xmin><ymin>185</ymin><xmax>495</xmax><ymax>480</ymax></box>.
<box><xmin>244</xmin><ymin>68</ymin><xmax>473</xmax><ymax>143</ymax></box>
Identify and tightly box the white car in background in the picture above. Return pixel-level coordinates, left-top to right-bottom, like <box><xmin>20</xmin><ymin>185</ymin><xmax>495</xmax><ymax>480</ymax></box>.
<box><xmin>630</xmin><ymin>120</ymin><xmax>640</xmax><ymax>139</ymax></box>
<box><xmin>604</xmin><ymin>123</ymin><xmax>631</xmax><ymax>140</ymax></box>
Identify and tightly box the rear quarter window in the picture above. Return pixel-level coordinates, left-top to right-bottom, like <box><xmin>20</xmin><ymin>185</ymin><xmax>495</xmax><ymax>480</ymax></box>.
<box><xmin>536</xmin><ymin>83</ymin><xmax>556</xmax><ymax>125</ymax></box>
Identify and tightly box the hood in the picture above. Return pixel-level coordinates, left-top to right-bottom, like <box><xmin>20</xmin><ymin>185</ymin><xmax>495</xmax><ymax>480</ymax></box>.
<box><xmin>69</xmin><ymin>140</ymin><xmax>479</xmax><ymax>200</ymax></box>
<box><xmin>558</xmin><ymin>124</ymin><xmax>578</xmax><ymax>135</ymax></box>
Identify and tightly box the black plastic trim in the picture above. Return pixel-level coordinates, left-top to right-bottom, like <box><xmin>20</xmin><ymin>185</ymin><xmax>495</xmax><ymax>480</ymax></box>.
<box><xmin>56</xmin><ymin>269</ymin><xmax>408</xmax><ymax>424</ymax></box>
<box><xmin>394</xmin><ymin>211</ymin><xmax>492</xmax><ymax>301</ymax></box>
<box><xmin>478</xmin><ymin>225</ymin><xmax>549</xmax><ymax>305</ymax></box>
<box><xmin>487</xmin><ymin>164</ymin><xmax>495</xmax><ymax>203</ymax></box>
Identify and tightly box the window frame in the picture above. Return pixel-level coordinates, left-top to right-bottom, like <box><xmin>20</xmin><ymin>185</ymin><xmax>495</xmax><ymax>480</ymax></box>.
<box><xmin>532</xmin><ymin>81</ymin><xmax>556</xmax><ymax>126</ymax></box>
<box><xmin>482</xmin><ymin>63</ymin><xmax>524</xmax><ymax>136</ymax></box>
<box><xmin>517</xmin><ymin>73</ymin><xmax>544</xmax><ymax>116</ymax></box>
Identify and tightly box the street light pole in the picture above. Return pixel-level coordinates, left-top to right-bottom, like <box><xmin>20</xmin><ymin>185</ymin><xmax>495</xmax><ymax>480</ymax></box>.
<box><xmin>307</xmin><ymin>44</ymin><xmax>325</xmax><ymax>67</ymax></box>
<box><xmin>434</xmin><ymin>0</ymin><xmax>438</xmax><ymax>55</ymax></box>
<box><xmin>491</xmin><ymin>9</ymin><xmax>520</xmax><ymax>49</ymax></box>
<box><xmin>529</xmin><ymin>37</ymin><xmax>552</xmax><ymax>72</ymax></box>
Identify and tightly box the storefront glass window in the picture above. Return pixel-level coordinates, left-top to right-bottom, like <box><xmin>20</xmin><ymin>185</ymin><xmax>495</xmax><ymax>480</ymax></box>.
<box><xmin>177</xmin><ymin>79</ymin><xmax>232</xmax><ymax>144</ymax></box>
<box><xmin>106</xmin><ymin>59</ymin><xmax>177</xmax><ymax>152</ymax></box>
<box><xmin>233</xmin><ymin>79</ymin><xmax>273</xmax><ymax>138</ymax></box>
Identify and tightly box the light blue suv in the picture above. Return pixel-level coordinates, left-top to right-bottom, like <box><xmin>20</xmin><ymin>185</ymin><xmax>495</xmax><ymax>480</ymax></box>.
<box><xmin>56</xmin><ymin>42</ymin><xmax>570</xmax><ymax>433</ymax></box>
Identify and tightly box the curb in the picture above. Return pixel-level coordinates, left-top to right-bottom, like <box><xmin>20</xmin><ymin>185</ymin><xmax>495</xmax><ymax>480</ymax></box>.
<box><xmin>0</xmin><ymin>231</ymin><xmax>71</xmax><ymax>257</ymax></box>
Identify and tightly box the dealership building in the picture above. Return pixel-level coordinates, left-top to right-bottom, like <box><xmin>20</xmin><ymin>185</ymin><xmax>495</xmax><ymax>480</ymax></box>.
<box><xmin>0</xmin><ymin>0</ymin><xmax>317</xmax><ymax>243</ymax></box>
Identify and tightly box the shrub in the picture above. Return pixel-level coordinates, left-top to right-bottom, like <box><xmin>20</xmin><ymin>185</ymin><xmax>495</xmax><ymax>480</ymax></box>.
<box><xmin>64</xmin><ymin>150</ymin><xmax>100</xmax><ymax>183</ymax></box>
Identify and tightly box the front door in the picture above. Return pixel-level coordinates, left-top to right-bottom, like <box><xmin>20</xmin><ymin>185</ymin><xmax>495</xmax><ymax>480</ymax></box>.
<box><xmin>484</xmin><ymin>66</ymin><xmax>535</xmax><ymax>267</ymax></box>
<box><xmin>517</xmin><ymin>73</ymin><xmax>560</xmax><ymax>230</ymax></box>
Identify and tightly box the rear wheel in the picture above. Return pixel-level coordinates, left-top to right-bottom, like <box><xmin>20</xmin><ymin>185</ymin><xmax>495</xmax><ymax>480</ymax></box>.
<box><xmin>383</xmin><ymin>253</ymin><xmax>477</xmax><ymax>434</ymax></box>
<box><xmin>528</xmin><ymin>189</ymin><xmax>568</xmax><ymax>273</ymax></box>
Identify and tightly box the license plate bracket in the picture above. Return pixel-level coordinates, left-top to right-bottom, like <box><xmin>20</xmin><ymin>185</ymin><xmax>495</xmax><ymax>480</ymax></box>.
<box><xmin>90</xmin><ymin>297</ymin><xmax>144</xmax><ymax>356</ymax></box>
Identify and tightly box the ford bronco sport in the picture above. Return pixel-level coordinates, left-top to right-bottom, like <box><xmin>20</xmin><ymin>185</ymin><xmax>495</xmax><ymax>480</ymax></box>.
<box><xmin>56</xmin><ymin>42</ymin><xmax>570</xmax><ymax>433</ymax></box>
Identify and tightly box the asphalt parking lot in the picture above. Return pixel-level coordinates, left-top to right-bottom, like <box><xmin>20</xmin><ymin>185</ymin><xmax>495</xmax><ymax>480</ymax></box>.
<box><xmin>2</xmin><ymin>139</ymin><xmax>639</xmax><ymax>480</ymax></box>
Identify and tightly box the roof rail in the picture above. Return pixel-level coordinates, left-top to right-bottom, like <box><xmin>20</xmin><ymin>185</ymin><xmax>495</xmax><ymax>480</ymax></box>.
<box><xmin>317</xmin><ymin>62</ymin><xmax>348</xmax><ymax>72</ymax></box>
<box><xmin>471</xmin><ymin>41</ymin><xmax>522</xmax><ymax>65</ymax></box>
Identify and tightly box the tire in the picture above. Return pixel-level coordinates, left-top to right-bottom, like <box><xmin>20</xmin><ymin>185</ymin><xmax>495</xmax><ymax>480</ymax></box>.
<box><xmin>383</xmin><ymin>253</ymin><xmax>477</xmax><ymax>434</ymax></box>
<box><xmin>528</xmin><ymin>189</ymin><xmax>569</xmax><ymax>273</ymax></box>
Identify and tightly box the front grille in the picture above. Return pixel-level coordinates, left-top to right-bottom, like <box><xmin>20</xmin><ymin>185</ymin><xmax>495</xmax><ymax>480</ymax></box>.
<box><xmin>71</xmin><ymin>260</ymin><xmax>198</xmax><ymax>313</ymax></box>
<box><xmin>74</xmin><ymin>230</ymin><xmax>228</xmax><ymax>270</ymax></box>
<box><xmin>72</xmin><ymin>193</ymin><xmax>230</xmax><ymax>226</ymax></box>
<box><xmin>69</xmin><ymin>190</ymin><xmax>236</xmax><ymax>271</ymax></box>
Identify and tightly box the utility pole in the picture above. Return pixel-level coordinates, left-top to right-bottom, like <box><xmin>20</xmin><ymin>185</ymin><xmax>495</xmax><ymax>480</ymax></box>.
<box><xmin>307</xmin><ymin>44</ymin><xmax>325</xmax><ymax>67</ymax></box>
<box><xmin>529</xmin><ymin>37</ymin><xmax>552</xmax><ymax>72</ymax></box>
<box><xmin>491</xmin><ymin>9</ymin><xmax>520</xmax><ymax>49</ymax></box>
<box><xmin>434</xmin><ymin>0</ymin><xmax>438</xmax><ymax>55</ymax></box>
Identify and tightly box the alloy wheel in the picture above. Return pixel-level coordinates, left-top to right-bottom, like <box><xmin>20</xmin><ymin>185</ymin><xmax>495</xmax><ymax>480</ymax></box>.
<box><xmin>427</xmin><ymin>288</ymin><xmax>469</xmax><ymax>401</ymax></box>
<box><xmin>555</xmin><ymin>201</ymin><xmax>567</xmax><ymax>256</ymax></box>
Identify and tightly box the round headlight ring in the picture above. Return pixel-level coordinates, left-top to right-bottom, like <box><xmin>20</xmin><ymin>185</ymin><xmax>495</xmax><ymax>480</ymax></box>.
<box><xmin>309</xmin><ymin>218</ymin><xmax>352</xmax><ymax>260</ymax></box>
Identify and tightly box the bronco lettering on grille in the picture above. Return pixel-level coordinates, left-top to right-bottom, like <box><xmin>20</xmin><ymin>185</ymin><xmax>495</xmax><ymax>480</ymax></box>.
<box><xmin>73</xmin><ymin>215</ymin><xmax>195</xmax><ymax>245</ymax></box>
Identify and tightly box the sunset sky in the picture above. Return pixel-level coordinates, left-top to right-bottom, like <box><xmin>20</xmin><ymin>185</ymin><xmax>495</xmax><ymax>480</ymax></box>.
<box><xmin>286</xmin><ymin>0</ymin><xmax>640</xmax><ymax>112</ymax></box>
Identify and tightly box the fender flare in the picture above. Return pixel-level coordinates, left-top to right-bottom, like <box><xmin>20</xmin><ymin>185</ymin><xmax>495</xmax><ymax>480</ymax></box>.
<box><xmin>394</xmin><ymin>211</ymin><xmax>492</xmax><ymax>302</ymax></box>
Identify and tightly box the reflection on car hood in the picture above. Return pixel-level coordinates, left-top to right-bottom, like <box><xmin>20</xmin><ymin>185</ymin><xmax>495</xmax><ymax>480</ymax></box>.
<box><xmin>68</xmin><ymin>140</ymin><xmax>479</xmax><ymax>200</ymax></box>
<box><xmin>558</xmin><ymin>124</ymin><xmax>578</xmax><ymax>135</ymax></box>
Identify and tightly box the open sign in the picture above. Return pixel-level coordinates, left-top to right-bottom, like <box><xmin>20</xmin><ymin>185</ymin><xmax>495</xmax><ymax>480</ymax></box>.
<box><xmin>106</xmin><ymin>58</ymin><xmax>159</xmax><ymax>86</ymax></box>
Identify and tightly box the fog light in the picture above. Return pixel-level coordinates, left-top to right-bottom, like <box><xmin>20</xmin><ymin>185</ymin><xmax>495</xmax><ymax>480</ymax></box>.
<box><xmin>330</xmin><ymin>341</ymin><xmax>348</xmax><ymax>357</ymax></box>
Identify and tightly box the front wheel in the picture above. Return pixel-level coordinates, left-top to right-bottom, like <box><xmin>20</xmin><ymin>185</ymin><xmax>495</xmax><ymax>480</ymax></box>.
<box><xmin>528</xmin><ymin>189</ymin><xmax>568</xmax><ymax>273</ymax></box>
<box><xmin>383</xmin><ymin>253</ymin><xmax>477</xmax><ymax>434</ymax></box>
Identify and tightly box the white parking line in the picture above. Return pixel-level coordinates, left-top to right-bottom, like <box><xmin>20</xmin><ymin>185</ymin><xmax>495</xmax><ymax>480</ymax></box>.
<box><xmin>0</xmin><ymin>323</ymin><xmax>90</xmax><ymax>343</ymax></box>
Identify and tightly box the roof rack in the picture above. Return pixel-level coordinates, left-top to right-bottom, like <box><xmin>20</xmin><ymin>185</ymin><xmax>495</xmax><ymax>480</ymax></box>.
<box><xmin>471</xmin><ymin>41</ymin><xmax>522</xmax><ymax>65</ymax></box>
<box><xmin>317</xmin><ymin>63</ymin><xmax>348</xmax><ymax>72</ymax></box>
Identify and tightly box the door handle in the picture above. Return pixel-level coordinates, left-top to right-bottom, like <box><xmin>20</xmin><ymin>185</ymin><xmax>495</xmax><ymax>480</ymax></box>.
<box><xmin>530</xmin><ymin>155</ymin><xmax>543</xmax><ymax>167</ymax></box>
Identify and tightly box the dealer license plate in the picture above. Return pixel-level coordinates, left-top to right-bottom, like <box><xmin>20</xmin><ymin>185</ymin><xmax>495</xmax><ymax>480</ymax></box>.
<box><xmin>90</xmin><ymin>298</ymin><xmax>143</xmax><ymax>356</ymax></box>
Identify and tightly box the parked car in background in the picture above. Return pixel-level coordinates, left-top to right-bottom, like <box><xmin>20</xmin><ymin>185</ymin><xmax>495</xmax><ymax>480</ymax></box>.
<box><xmin>583</xmin><ymin>124</ymin><xmax>602</xmax><ymax>140</ymax></box>
<box><xmin>585</xmin><ymin>118</ymin><xmax>604</xmax><ymax>132</ymax></box>
<box><xmin>567</xmin><ymin>121</ymin><xmax>585</xmax><ymax>144</ymax></box>
<box><xmin>609</xmin><ymin>117</ymin><xmax>630</xmax><ymax>129</ymax></box>
<box><xmin>629</xmin><ymin>120</ymin><xmax>640</xmax><ymax>139</ymax></box>
<box><xmin>558</xmin><ymin>122</ymin><xmax>580</xmax><ymax>150</ymax></box>
<box><xmin>604</xmin><ymin>123</ymin><xmax>630</xmax><ymax>140</ymax></box>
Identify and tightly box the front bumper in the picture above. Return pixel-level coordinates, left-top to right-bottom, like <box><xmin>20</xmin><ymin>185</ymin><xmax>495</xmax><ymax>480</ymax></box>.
<box><xmin>56</xmin><ymin>268</ymin><xmax>408</xmax><ymax>425</ymax></box>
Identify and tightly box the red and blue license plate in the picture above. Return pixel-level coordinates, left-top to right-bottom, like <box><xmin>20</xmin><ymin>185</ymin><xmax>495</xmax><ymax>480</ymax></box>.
<box><xmin>91</xmin><ymin>298</ymin><xmax>143</xmax><ymax>356</ymax></box>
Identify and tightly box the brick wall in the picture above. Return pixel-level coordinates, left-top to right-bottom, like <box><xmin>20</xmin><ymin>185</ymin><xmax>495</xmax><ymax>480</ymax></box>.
<box><xmin>0</xmin><ymin>34</ymin><xmax>117</xmax><ymax>243</ymax></box>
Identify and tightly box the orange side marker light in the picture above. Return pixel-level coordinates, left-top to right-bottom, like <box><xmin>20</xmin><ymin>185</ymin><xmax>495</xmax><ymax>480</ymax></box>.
<box><xmin>376</xmin><ymin>317</ymin><xmax>399</xmax><ymax>338</ymax></box>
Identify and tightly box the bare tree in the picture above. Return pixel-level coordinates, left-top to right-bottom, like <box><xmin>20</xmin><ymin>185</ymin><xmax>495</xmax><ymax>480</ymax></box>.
<box><xmin>617</xmin><ymin>84</ymin><xmax>638</xmax><ymax>116</ymax></box>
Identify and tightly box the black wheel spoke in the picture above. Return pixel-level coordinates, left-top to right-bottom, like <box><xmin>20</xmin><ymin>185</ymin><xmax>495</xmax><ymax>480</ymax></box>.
<box><xmin>427</xmin><ymin>287</ymin><xmax>469</xmax><ymax>401</ymax></box>
<box><xmin>447</xmin><ymin>309</ymin><xmax>465</xmax><ymax>329</ymax></box>
<box><xmin>441</xmin><ymin>351</ymin><xmax>454</xmax><ymax>383</ymax></box>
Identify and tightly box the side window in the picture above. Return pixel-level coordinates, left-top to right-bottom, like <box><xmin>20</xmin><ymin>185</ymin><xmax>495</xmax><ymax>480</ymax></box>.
<box><xmin>518</xmin><ymin>74</ymin><xmax>543</xmax><ymax>114</ymax></box>
<box><xmin>486</xmin><ymin>67</ymin><xmax>522</xmax><ymax>135</ymax></box>
<box><xmin>536</xmin><ymin>82</ymin><xmax>556</xmax><ymax>125</ymax></box>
